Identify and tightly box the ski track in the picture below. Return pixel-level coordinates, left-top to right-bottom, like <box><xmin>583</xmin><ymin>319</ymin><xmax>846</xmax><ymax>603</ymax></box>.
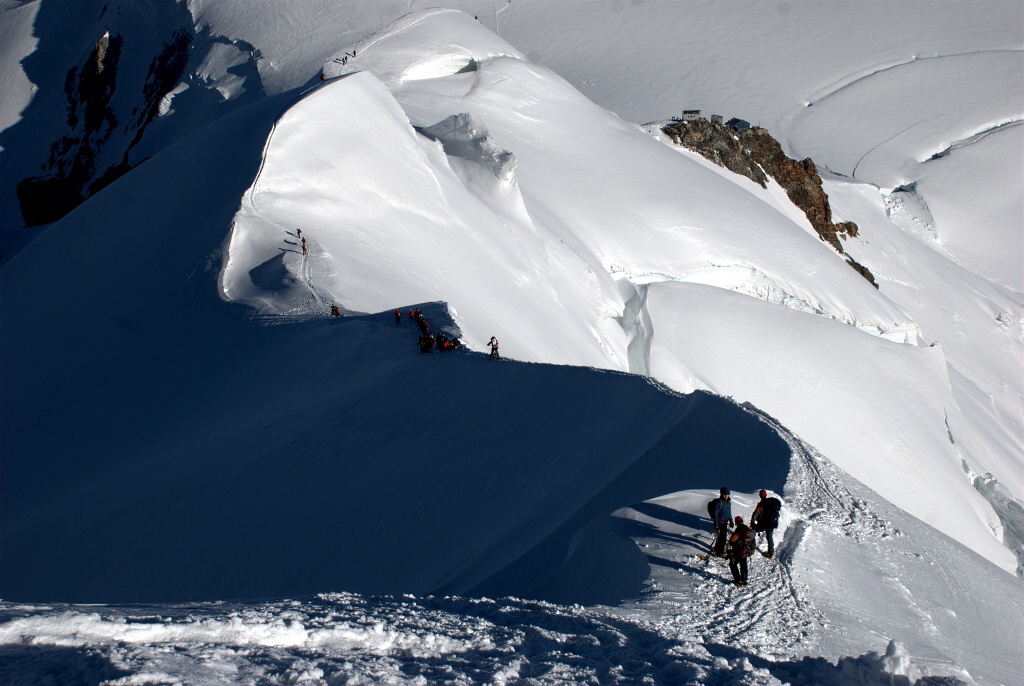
<box><xmin>609</xmin><ymin>406</ymin><xmax>903</xmax><ymax>665</ymax></box>
<box><xmin>627</xmin><ymin>543</ymin><xmax>817</xmax><ymax>660</ymax></box>
<box><xmin>329</xmin><ymin>7</ymin><xmax>458</xmax><ymax>65</ymax></box>
<box><xmin>298</xmin><ymin>244</ymin><xmax>330</xmax><ymax>314</ymax></box>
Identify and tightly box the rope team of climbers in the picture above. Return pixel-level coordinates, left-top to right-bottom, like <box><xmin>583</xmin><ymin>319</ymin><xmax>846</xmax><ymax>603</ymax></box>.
<box><xmin>703</xmin><ymin>488</ymin><xmax>783</xmax><ymax>586</ymax></box>
<box><xmin>293</xmin><ymin>228</ymin><xmax>499</xmax><ymax>359</ymax></box>
<box><xmin>397</xmin><ymin>307</ymin><xmax>466</xmax><ymax>354</ymax></box>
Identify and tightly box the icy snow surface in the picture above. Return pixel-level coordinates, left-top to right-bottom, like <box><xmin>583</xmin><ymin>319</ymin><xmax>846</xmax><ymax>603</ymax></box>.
<box><xmin>3</xmin><ymin>443</ymin><xmax>1020</xmax><ymax>684</ymax></box>
<box><xmin>230</xmin><ymin>7</ymin><xmax>1012</xmax><ymax>570</ymax></box>
<box><xmin>1</xmin><ymin>1</ymin><xmax>1022</xmax><ymax>684</ymax></box>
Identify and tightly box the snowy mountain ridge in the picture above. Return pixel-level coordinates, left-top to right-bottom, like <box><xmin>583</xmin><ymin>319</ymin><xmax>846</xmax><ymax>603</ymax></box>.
<box><xmin>1</xmin><ymin>1</ymin><xmax>1021</xmax><ymax>684</ymax></box>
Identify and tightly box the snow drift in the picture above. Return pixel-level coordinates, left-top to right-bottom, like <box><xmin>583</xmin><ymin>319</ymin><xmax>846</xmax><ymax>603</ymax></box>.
<box><xmin>0</xmin><ymin>79</ymin><xmax>788</xmax><ymax>603</ymax></box>
<box><xmin>2</xmin><ymin>1</ymin><xmax>1023</xmax><ymax>683</ymax></box>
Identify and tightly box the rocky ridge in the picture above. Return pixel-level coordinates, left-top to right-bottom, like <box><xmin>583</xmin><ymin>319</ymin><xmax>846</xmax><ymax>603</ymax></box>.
<box><xmin>664</xmin><ymin>118</ymin><xmax>877</xmax><ymax>288</ymax></box>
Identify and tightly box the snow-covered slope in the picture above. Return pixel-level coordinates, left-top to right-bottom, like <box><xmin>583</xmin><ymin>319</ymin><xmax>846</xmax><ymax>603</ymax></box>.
<box><xmin>3</xmin><ymin>431</ymin><xmax>1020</xmax><ymax>685</ymax></box>
<box><xmin>216</xmin><ymin>8</ymin><xmax>1018</xmax><ymax>570</ymax></box>
<box><xmin>1</xmin><ymin>1</ymin><xmax>1022</xmax><ymax>684</ymax></box>
<box><xmin>489</xmin><ymin>0</ymin><xmax>1024</xmax><ymax>520</ymax></box>
<box><xmin>0</xmin><ymin>81</ymin><xmax>790</xmax><ymax>603</ymax></box>
<box><xmin>643</xmin><ymin>281</ymin><xmax>1006</xmax><ymax>565</ymax></box>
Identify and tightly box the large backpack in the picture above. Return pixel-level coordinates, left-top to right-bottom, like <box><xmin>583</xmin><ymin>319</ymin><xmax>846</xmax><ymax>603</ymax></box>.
<box><xmin>741</xmin><ymin>527</ymin><xmax>757</xmax><ymax>557</ymax></box>
<box><xmin>760</xmin><ymin>497</ymin><xmax>782</xmax><ymax>529</ymax></box>
<box><xmin>707</xmin><ymin>498</ymin><xmax>718</xmax><ymax>521</ymax></box>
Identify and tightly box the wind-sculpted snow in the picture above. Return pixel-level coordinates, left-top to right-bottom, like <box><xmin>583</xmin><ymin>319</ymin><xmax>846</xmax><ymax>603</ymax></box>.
<box><xmin>3</xmin><ymin>434</ymin><xmax>1019</xmax><ymax>685</ymax></box>
<box><xmin>226</xmin><ymin>11</ymin><xmax>917</xmax><ymax>366</ymax></box>
<box><xmin>0</xmin><ymin>595</ymin><xmax>957</xmax><ymax>686</ymax></box>
<box><xmin>0</xmin><ymin>284</ymin><xmax>793</xmax><ymax>603</ymax></box>
<box><xmin>0</xmin><ymin>84</ymin><xmax>797</xmax><ymax>603</ymax></box>
<box><xmin>781</xmin><ymin>51</ymin><xmax>1023</xmax><ymax>190</ymax></box>
<box><xmin>823</xmin><ymin>176</ymin><xmax>1024</xmax><ymax>571</ymax></box>
<box><xmin>1</xmin><ymin>3</ymin><xmax>1022</xmax><ymax>683</ymax></box>
<box><xmin>421</xmin><ymin>113</ymin><xmax>518</xmax><ymax>183</ymax></box>
<box><xmin>641</xmin><ymin>282</ymin><xmax>1016</xmax><ymax>570</ymax></box>
<box><xmin>913</xmin><ymin>123</ymin><xmax>1024</xmax><ymax>290</ymax></box>
<box><xmin>633</xmin><ymin>262</ymin><xmax>920</xmax><ymax>344</ymax></box>
<box><xmin>322</xmin><ymin>7</ymin><xmax>525</xmax><ymax>88</ymax></box>
<box><xmin>229</xmin><ymin>8</ymin><xmax>1009</xmax><ymax>567</ymax></box>
<box><xmin>826</xmin><ymin>179</ymin><xmax>1024</xmax><ymax>491</ymax></box>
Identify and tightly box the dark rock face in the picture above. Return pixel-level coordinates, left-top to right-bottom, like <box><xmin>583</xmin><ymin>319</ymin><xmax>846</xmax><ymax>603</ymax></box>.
<box><xmin>130</xmin><ymin>29</ymin><xmax>193</xmax><ymax>150</ymax></box>
<box><xmin>664</xmin><ymin>118</ymin><xmax>768</xmax><ymax>187</ymax></box>
<box><xmin>16</xmin><ymin>27</ymin><xmax>193</xmax><ymax>227</ymax></box>
<box><xmin>15</xmin><ymin>175</ymin><xmax>86</xmax><ymax>226</ymax></box>
<box><xmin>664</xmin><ymin>120</ymin><xmax>878</xmax><ymax>288</ymax></box>
<box><xmin>737</xmin><ymin>129</ymin><xmax>848</xmax><ymax>252</ymax></box>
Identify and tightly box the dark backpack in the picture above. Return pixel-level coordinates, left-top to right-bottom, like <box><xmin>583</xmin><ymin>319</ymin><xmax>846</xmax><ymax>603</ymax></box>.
<box><xmin>760</xmin><ymin>497</ymin><xmax>782</xmax><ymax>528</ymax></box>
<box><xmin>707</xmin><ymin>498</ymin><xmax>718</xmax><ymax>521</ymax></box>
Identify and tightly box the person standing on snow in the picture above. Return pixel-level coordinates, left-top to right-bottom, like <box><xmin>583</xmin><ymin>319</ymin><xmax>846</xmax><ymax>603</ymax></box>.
<box><xmin>394</xmin><ymin>308</ymin><xmax>402</xmax><ymax>324</ymax></box>
<box><xmin>488</xmin><ymin>336</ymin><xmax>500</xmax><ymax>360</ymax></box>
<box><xmin>711</xmin><ymin>487</ymin><xmax>733</xmax><ymax>557</ymax></box>
<box><xmin>750</xmin><ymin>489</ymin><xmax>782</xmax><ymax>558</ymax></box>
<box><xmin>301</xmin><ymin>237</ymin><xmax>308</xmax><ymax>255</ymax></box>
<box><xmin>728</xmin><ymin>515</ymin><xmax>756</xmax><ymax>586</ymax></box>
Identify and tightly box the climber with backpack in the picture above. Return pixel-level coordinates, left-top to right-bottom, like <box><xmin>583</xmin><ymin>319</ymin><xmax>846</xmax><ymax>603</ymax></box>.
<box><xmin>750</xmin><ymin>489</ymin><xmax>782</xmax><ymax>558</ymax></box>
<box><xmin>728</xmin><ymin>515</ymin><xmax>757</xmax><ymax>586</ymax></box>
<box><xmin>488</xmin><ymin>336</ymin><xmax>500</xmax><ymax>360</ymax></box>
<box><xmin>706</xmin><ymin>487</ymin><xmax>733</xmax><ymax>557</ymax></box>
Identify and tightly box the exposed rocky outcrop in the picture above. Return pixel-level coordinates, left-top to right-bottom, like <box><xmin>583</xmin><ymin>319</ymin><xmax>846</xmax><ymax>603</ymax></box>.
<box><xmin>15</xmin><ymin>175</ymin><xmax>86</xmax><ymax>227</ymax></box>
<box><xmin>16</xmin><ymin>28</ymin><xmax>193</xmax><ymax>227</ymax></box>
<box><xmin>664</xmin><ymin>117</ymin><xmax>768</xmax><ymax>187</ymax></box>
<box><xmin>664</xmin><ymin>119</ymin><xmax>877</xmax><ymax>288</ymax></box>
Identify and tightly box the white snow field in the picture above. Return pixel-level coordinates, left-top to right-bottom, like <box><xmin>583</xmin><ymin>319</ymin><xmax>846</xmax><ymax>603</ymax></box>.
<box><xmin>1</xmin><ymin>0</ymin><xmax>1022</xmax><ymax>684</ymax></box>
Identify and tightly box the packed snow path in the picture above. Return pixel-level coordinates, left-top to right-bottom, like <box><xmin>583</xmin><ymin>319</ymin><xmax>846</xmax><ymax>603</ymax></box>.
<box><xmin>3</xmin><ymin>412</ymin><xmax>1018</xmax><ymax>685</ymax></box>
<box><xmin>0</xmin><ymin>595</ymin><xmax>922</xmax><ymax>686</ymax></box>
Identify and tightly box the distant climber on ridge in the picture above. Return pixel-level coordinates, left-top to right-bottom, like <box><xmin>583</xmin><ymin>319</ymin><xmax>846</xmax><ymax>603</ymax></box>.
<box><xmin>301</xmin><ymin>237</ymin><xmax>308</xmax><ymax>255</ymax></box>
<box><xmin>330</xmin><ymin>304</ymin><xmax>341</xmax><ymax>318</ymax></box>
<box><xmin>750</xmin><ymin>489</ymin><xmax>782</xmax><ymax>558</ymax></box>
<box><xmin>488</xmin><ymin>336</ymin><xmax>500</xmax><ymax>360</ymax></box>
<box><xmin>394</xmin><ymin>308</ymin><xmax>402</xmax><ymax>324</ymax></box>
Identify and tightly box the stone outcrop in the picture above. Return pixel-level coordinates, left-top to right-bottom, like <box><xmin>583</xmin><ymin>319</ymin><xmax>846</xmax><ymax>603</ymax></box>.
<box><xmin>663</xmin><ymin>119</ymin><xmax>877</xmax><ymax>288</ymax></box>
<box><xmin>16</xmin><ymin>29</ymin><xmax>192</xmax><ymax>227</ymax></box>
<box><xmin>664</xmin><ymin>117</ymin><xmax>768</xmax><ymax>187</ymax></box>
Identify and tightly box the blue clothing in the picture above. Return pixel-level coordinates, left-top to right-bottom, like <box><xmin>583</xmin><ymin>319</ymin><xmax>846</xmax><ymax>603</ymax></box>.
<box><xmin>711</xmin><ymin>496</ymin><xmax>733</xmax><ymax>556</ymax></box>
<box><xmin>713</xmin><ymin>497</ymin><xmax>732</xmax><ymax>526</ymax></box>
